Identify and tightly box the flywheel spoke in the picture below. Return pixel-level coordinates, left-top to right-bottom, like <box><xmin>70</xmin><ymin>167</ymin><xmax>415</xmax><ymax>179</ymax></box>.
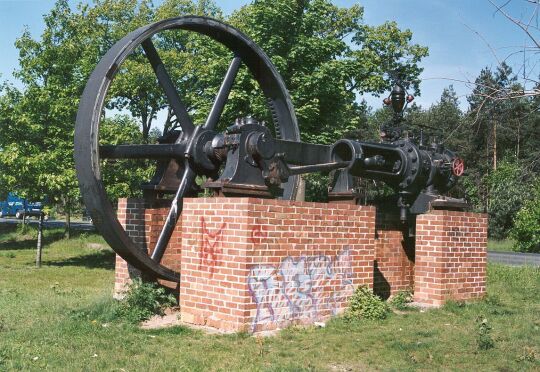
<box><xmin>142</xmin><ymin>38</ymin><xmax>195</xmax><ymax>136</ymax></box>
<box><xmin>99</xmin><ymin>143</ymin><xmax>185</xmax><ymax>159</ymax></box>
<box><xmin>75</xmin><ymin>16</ymin><xmax>299</xmax><ymax>282</ymax></box>
<box><xmin>150</xmin><ymin>163</ymin><xmax>196</xmax><ymax>263</ymax></box>
<box><xmin>203</xmin><ymin>56</ymin><xmax>242</xmax><ymax>130</ymax></box>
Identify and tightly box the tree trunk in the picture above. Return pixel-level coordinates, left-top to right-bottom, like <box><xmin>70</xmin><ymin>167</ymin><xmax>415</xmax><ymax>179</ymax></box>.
<box><xmin>64</xmin><ymin>204</ymin><xmax>71</xmax><ymax>239</ymax></box>
<box><xmin>36</xmin><ymin>212</ymin><xmax>44</xmax><ymax>268</ymax></box>
<box><xmin>141</xmin><ymin>109</ymin><xmax>149</xmax><ymax>143</ymax></box>
<box><xmin>142</xmin><ymin>125</ymin><xmax>150</xmax><ymax>142</ymax></box>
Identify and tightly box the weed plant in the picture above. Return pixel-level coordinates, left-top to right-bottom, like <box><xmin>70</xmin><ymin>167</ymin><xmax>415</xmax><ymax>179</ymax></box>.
<box><xmin>390</xmin><ymin>290</ymin><xmax>413</xmax><ymax>310</ymax></box>
<box><xmin>345</xmin><ymin>286</ymin><xmax>390</xmax><ymax>321</ymax></box>
<box><xmin>116</xmin><ymin>279</ymin><xmax>176</xmax><ymax>323</ymax></box>
<box><xmin>476</xmin><ymin>316</ymin><xmax>495</xmax><ymax>350</ymax></box>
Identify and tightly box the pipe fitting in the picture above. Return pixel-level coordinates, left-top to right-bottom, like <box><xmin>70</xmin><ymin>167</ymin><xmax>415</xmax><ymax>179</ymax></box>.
<box><xmin>331</xmin><ymin>139</ymin><xmax>364</xmax><ymax>175</ymax></box>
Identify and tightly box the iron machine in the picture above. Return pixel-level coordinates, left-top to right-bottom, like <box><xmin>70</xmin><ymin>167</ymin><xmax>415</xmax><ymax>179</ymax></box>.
<box><xmin>74</xmin><ymin>16</ymin><xmax>466</xmax><ymax>283</ymax></box>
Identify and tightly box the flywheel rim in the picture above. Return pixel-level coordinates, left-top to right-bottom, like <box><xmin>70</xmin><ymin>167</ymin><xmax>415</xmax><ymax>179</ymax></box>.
<box><xmin>74</xmin><ymin>16</ymin><xmax>300</xmax><ymax>282</ymax></box>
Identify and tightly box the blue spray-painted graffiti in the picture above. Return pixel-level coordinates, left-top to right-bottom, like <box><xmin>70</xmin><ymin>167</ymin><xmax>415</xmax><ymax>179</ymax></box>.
<box><xmin>248</xmin><ymin>248</ymin><xmax>353</xmax><ymax>331</ymax></box>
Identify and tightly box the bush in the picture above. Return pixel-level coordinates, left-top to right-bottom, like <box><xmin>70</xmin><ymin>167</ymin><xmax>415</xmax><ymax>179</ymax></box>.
<box><xmin>510</xmin><ymin>180</ymin><xmax>540</xmax><ymax>253</ymax></box>
<box><xmin>116</xmin><ymin>279</ymin><xmax>176</xmax><ymax>324</ymax></box>
<box><xmin>345</xmin><ymin>286</ymin><xmax>390</xmax><ymax>321</ymax></box>
<box><xmin>390</xmin><ymin>290</ymin><xmax>413</xmax><ymax>310</ymax></box>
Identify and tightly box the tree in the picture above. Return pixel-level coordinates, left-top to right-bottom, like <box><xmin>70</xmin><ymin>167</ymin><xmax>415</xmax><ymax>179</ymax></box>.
<box><xmin>0</xmin><ymin>0</ymin><xmax>83</xmax><ymax>236</ymax></box>
<box><xmin>228</xmin><ymin>0</ymin><xmax>428</xmax><ymax>144</ymax></box>
<box><xmin>0</xmin><ymin>0</ymin><xmax>221</xmax><ymax>236</ymax></box>
<box><xmin>485</xmin><ymin>159</ymin><xmax>534</xmax><ymax>239</ymax></box>
<box><xmin>227</xmin><ymin>0</ymin><xmax>428</xmax><ymax>200</ymax></box>
<box><xmin>99</xmin><ymin>115</ymin><xmax>155</xmax><ymax>200</ymax></box>
<box><xmin>0</xmin><ymin>0</ymin><xmax>430</xmax><ymax>220</ymax></box>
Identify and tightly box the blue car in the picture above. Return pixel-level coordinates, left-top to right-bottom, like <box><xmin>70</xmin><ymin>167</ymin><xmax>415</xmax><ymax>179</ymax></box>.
<box><xmin>0</xmin><ymin>193</ymin><xmax>44</xmax><ymax>219</ymax></box>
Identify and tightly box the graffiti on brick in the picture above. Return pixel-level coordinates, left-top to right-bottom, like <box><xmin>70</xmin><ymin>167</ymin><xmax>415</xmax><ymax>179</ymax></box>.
<box><xmin>247</xmin><ymin>248</ymin><xmax>354</xmax><ymax>331</ymax></box>
<box><xmin>198</xmin><ymin>217</ymin><xmax>226</xmax><ymax>276</ymax></box>
<box><xmin>249</xmin><ymin>225</ymin><xmax>267</xmax><ymax>245</ymax></box>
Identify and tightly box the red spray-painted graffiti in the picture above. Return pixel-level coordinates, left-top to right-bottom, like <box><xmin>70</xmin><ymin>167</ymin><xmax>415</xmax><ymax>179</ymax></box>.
<box><xmin>198</xmin><ymin>217</ymin><xmax>226</xmax><ymax>277</ymax></box>
<box><xmin>250</xmin><ymin>225</ymin><xmax>267</xmax><ymax>245</ymax></box>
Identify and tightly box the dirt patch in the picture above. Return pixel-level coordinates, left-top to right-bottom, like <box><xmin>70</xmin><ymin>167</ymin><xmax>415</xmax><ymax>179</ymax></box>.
<box><xmin>140</xmin><ymin>308</ymin><xmax>229</xmax><ymax>334</ymax></box>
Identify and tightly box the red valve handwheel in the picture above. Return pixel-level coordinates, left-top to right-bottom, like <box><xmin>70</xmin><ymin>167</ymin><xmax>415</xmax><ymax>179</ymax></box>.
<box><xmin>452</xmin><ymin>157</ymin><xmax>465</xmax><ymax>176</ymax></box>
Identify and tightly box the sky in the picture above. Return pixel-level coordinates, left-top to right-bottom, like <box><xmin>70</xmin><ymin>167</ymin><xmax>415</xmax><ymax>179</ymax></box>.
<box><xmin>0</xmin><ymin>0</ymin><xmax>537</xmax><ymax>110</ymax></box>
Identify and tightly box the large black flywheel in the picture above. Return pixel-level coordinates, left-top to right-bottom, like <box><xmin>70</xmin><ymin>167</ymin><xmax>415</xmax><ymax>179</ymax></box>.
<box><xmin>74</xmin><ymin>16</ymin><xmax>300</xmax><ymax>282</ymax></box>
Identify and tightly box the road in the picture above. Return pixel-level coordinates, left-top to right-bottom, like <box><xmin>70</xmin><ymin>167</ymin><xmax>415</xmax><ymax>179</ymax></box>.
<box><xmin>0</xmin><ymin>217</ymin><xmax>95</xmax><ymax>231</ymax></box>
<box><xmin>487</xmin><ymin>251</ymin><xmax>540</xmax><ymax>267</ymax></box>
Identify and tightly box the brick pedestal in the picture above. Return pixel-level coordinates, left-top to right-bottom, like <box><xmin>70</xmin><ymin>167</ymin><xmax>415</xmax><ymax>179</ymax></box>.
<box><xmin>414</xmin><ymin>210</ymin><xmax>488</xmax><ymax>307</ymax></box>
<box><xmin>114</xmin><ymin>199</ymin><xmax>487</xmax><ymax>332</ymax></box>
<box><xmin>180</xmin><ymin>198</ymin><xmax>375</xmax><ymax>332</ymax></box>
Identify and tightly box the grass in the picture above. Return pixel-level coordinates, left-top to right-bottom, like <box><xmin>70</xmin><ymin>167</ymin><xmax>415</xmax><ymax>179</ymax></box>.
<box><xmin>488</xmin><ymin>238</ymin><xmax>515</xmax><ymax>252</ymax></box>
<box><xmin>0</xmin><ymin>224</ymin><xmax>539</xmax><ymax>371</ymax></box>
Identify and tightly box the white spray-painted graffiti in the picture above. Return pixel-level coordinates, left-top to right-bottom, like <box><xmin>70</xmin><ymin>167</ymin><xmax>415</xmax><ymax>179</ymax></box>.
<box><xmin>247</xmin><ymin>248</ymin><xmax>354</xmax><ymax>331</ymax></box>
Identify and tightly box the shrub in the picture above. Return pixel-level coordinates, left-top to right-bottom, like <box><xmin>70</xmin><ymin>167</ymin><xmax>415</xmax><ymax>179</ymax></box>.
<box><xmin>390</xmin><ymin>290</ymin><xmax>413</xmax><ymax>310</ymax></box>
<box><xmin>345</xmin><ymin>286</ymin><xmax>390</xmax><ymax>321</ymax></box>
<box><xmin>116</xmin><ymin>279</ymin><xmax>176</xmax><ymax>324</ymax></box>
<box><xmin>476</xmin><ymin>316</ymin><xmax>495</xmax><ymax>350</ymax></box>
<box><xmin>510</xmin><ymin>180</ymin><xmax>540</xmax><ymax>253</ymax></box>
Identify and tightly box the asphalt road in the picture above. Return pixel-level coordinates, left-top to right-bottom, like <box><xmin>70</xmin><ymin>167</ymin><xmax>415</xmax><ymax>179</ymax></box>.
<box><xmin>488</xmin><ymin>251</ymin><xmax>540</xmax><ymax>266</ymax></box>
<box><xmin>0</xmin><ymin>217</ymin><xmax>95</xmax><ymax>231</ymax></box>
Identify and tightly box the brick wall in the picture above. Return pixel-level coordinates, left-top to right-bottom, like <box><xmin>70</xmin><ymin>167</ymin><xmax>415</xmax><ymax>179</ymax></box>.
<box><xmin>374</xmin><ymin>209</ymin><xmax>415</xmax><ymax>299</ymax></box>
<box><xmin>414</xmin><ymin>210</ymin><xmax>488</xmax><ymax>307</ymax></box>
<box><xmin>179</xmin><ymin>198</ymin><xmax>375</xmax><ymax>332</ymax></box>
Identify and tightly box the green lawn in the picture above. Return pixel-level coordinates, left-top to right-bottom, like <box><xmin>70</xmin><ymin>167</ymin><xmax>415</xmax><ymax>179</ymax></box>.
<box><xmin>0</xmin><ymin>224</ymin><xmax>539</xmax><ymax>371</ymax></box>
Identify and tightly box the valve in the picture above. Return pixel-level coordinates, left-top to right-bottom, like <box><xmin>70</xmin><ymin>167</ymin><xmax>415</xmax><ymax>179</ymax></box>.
<box><xmin>451</xmin><ymin>157</ymin><xmax>464</xmax><ymax>177</ymax></box>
